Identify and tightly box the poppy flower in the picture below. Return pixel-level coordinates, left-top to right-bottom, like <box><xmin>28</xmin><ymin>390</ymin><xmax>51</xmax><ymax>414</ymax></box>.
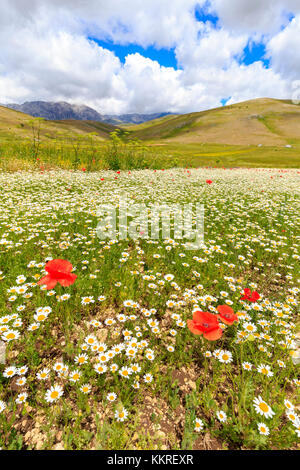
<box><xmin>217</xmin><ymin>305</ymin><xmax>238</xmax><ymax>326</ymax></box>
<box><xmin>187</xmin><ymin>311</ymin><xmax>223</xmax><ymax>341</ymax></box>
<box><xmin>240</xmin><ymin>288</ymin><xmax>260</xmax><ymax>302</ymax></box>
<box><xmin>38</xmin><ymin>259</ymin><xmax>77</xmax><ymax>290</ymax></box>
<box><xmin>206</xmin><ymin>179</ymin><xmax>213</xmax><ymax>184</ymax></box>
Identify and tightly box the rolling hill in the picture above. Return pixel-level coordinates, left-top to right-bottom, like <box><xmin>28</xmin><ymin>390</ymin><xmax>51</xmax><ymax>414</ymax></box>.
<box><xmin>1</xmin><ymin>98</ymin><xmax>300</xmax><ymax>149</ymax></box>
<box><xmin>126</xmin><ymin>98</ymin><xmax>300</xmax><ymax>146</ymax></box>
<box><xmin>0</xmin><ymin>105</ymin><xmax>118</xmax><ymax>142</ymax></box>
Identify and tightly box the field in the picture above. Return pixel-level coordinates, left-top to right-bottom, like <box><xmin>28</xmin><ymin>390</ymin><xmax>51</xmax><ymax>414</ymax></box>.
<box><xmin>0</xmin><ymin>167</ymin><xmax>299</xmax><ymax>450</ymax></box>
<box><xmin>1</xmin><ymin>98</ymin><xmax>300</xmax><ymax>172</ymax></box>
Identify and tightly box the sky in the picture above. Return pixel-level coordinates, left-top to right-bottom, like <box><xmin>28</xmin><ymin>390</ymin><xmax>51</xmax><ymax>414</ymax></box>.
<box><xmin>0</xmin><ymin>0</ymin><xmax>300</xmax><ymax>114</ymax></box>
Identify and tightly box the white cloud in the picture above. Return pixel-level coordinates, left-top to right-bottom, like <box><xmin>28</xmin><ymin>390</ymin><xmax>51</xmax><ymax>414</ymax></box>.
<box><xmin>267</xmin><ymin>16</ymin><xmax>300</xmax><ymax>80</ymax></box>
<box><xmin>210</xmin><ymin>0</ymin><xmax>300</xmax><ymax>35</ymax></box>
<box><xmin>0</xmin><ymin>1</ymin><xmax>299</xmax><ymax>114</ymax></box>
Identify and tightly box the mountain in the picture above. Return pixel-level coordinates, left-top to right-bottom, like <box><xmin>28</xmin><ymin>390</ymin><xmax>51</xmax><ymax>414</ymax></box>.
<box><xmin>6</xmin><ymin>101</ymin><xmax>103</xmax><ymax>121</ymax></box>
<box><xmin>4</xmin><ymin>101</ymin><xmax>172</xmax><ymax>125</ymax></box>
<box><xmin>103</xmin><ymin>113</ymin><xmax>173</xmax><ymax>125</ymax></box>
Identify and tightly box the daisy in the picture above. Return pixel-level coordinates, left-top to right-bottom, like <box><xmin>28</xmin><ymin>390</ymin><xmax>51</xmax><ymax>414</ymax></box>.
<box><xmin>277</xmin><ymin>360</ymin><xmax>286</xmax><ymax>368</ymax></box>
<box><xmin>242</xmin><ymin>362</ymin><xmax>253</xmax><ymax>371</ymax></box>
<box><xmin>243</xmin><ymin>322</ymin><xmax>257</xmax><ymax>333</ymax></box>
<box><xmin>257</xmin><ymin>423</ymin><xmax>270</xmax><ymax>435</ymax></box>
<box><xmin>45</xmin><ymin>385</ymin><xmax>64</xmax><ymax>403</ymax></box>
<box><xmin>286</xmin><ymin>411</ymin><xmax>300</xmax><ymax>425</ymax></box>
<box><xmin>75</xmin><ymin>353</ymin><xmax>88</xmax><ymax>365</ymax></box>
<box><xmin>94</xmin><ymin>364</ymin><xmax>107</xmax><ymax>375</ymax></box>
<box><xmin>284</xmin><ymin>400</ymin><xmax>294</xmax><ymax>411</ymax></box>
<box><xmin>16</xmin><ymin>377</ymin><xmax>27</xmax><ymax>386</ymax></box>
<box><xmin>84</xmin><ymin>335</ymin><xmax>97</xmax><ymax>346</ymax></box>
<box><xmin>131</xmin><ymin>363</ymin><xmax>141</xmax><ymax>373</ymax></box>
<box><xmin>98</xmin><ymin>352</ymin><xmax>109</xmax><ymax>363</ymax></box>
<box><xmin>53</xmin><ymin>362</ymin><xmax>64</xmax><ymax>373</ymax></box>
<box><xmin>110</xmin><ymin>363</ymin><xmax>119</xmax><ymax>373</ymax></box>
<box><xmin>97</xmin><ymin>342</ymin><xmax>107</xmax><ymax>353</ymax></box>
<box><xmin>194</xmin><ymin>418</ymin><xmax>204</xmax><ymax>432</ymax></box>
<box><xmin>69</xmin><ymin>370</ymin><xmax>81</xmax><ymax>382</ymax></box>
<box><xmin>36</xmin><ymin>368</ymin><xmax>50</xmax><ymax>380</ymax></box>
<box><xmin>115</xmin><ymin>408</ymin><xmax>128</xmax><ymax>422</ymax></box>
<box><xmin>106</xmin><ymin>392</ymin><xmax>117</xmax><ymax>402</ymax></box>
<box><xmin>80</xmin><ymin>384</ymin><xmax>91</xmax><ymax>394</ymax></box>
<box><xmin>28</xmin><ymin>323</ymin><xmax>40</xmax><ymax>331</ymax></box>
<box><xmin>143</xmin><ymin>373</ymin><xmax>153</xmax><ymax>383</ymax></box>
<box><xmin>119</xmin><ymin>366</ymin><xmax>132</xmax><ymax>378</ymax></box>
<box><xmin>145</xmin><ymin>352</ymin><xmax>155</xmax><ymax>361</ymax></box>
<box><xmin>216</xmin><ymin>410</ymin><xmax>227</xmax><ymax>423</ymax></box>
<box><xmin>81</xmin><ymin>296</ymin><xmax>95</xmax><ymax>305</ymax></box>
<box><xmin>17</xmin><ymin>365</ymin><xmax>28</xmax><ymax>376</ymax></box>
<box><xmin>0</xmin><ymin>400</ymin><xmax>6</xmax><ymax>413</ymax></box>
<box><xmin>0</xmin><ymin>315</ymin><xmax>12</xmax><ymax>324</ymax></box>
<box><xmin>3</xmin><ymin>366</ymin><xmax>17</xmax><ymax>378</ymax></box>
<box><xmin>117</xmin><ymin>314</ymin><xmax>127</xmax><ymax>323</ymax></box>
<box><xmin>2</xmin><ymin>329</ymin><xmax>20</xmax><ymax>342</ymax></box>
<box><xmin>253</xmin><ymin>396</ymin><xmax>275</xmax><ymax>419</ymax></box>
<box><xmin>112</xmin><ymin>344</ymin><xmax>124</xmax><ymax>355</ymax></box>
<box><xmin>257</xmin><ymin>364</ymin><xmax>274</xmax><ymax>377</ymax></box>
<box><xmin>218</xmin><ymin>350</ymin><xmax>233</xmax><ymax>364</ymax></box>
<box><xmin>125</xmin><ymin>347</ymin><xmax>137</xmax><ymax>359</ymax></box>
<box><xmin>16</xmin><ymin>392</ymin><xmax>28</xmax><ymax>404</ymax></box>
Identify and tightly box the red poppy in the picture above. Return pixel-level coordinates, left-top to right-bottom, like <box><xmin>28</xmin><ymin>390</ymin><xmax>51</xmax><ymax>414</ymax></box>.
<box><xmin>38</xmin><ymin>259</ymin><xmax>77</xmax><ymax>290</ymax></box>
<box><xmin>187</xmin><ymin>311</ymin><xmax>223</xmax><ymax>340</ymax></box>
<box><xmin>206</xmin><ymin>179</ymin><xmax>213</xmax><ymax>184</ymax></box>
<box><xmin>240</xmin><ymin>288</ymin><xmax>260</xmax><ymax>302</ymax></box>
<box><xmin>217</xmin><ymin>305</ymin><xmax>238</xmax><ymax>326</ymax></box>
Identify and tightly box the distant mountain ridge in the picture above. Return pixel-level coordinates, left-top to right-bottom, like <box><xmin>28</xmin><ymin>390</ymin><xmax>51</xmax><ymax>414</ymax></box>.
<box><xmin>4</xmin><ymin>101</ymin><xmax>172</xmax><ymax>125</ymax></box>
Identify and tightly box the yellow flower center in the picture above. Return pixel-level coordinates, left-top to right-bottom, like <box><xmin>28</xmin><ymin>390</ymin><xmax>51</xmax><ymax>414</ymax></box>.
<box><xmin>259</xmin><ymin>402</ymin><xmax>269</xmax><ymax>413</ymax></box>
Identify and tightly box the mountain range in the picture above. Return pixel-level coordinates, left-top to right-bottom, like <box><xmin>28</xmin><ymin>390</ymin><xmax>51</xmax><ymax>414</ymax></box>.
<box><xmin>4</xmin><ymin>101</ymin><xmax>172</xmax><ymax>125</ymax></box>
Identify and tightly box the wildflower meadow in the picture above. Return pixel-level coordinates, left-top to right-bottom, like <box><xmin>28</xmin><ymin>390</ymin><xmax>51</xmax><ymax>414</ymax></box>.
<box><xmin>0</xmin><ymin>167</ymin><xmax>299</xmax><ymax>450</ymax></box>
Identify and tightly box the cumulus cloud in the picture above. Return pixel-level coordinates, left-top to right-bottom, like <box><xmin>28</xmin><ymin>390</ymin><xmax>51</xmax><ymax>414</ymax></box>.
<box><xmin>210</xmin><ymin>0</ymin><xmax>300</xmax><ymax>35</ymax></box>
<box><xmin>0</xmin><ymin>0</ymin><xmax>299</xmax><ymax>114</ymax></box>
<box><xmin>267</xmin><ymin>16</ymin><xmax>300</xmax><ymax>80</ymax></box>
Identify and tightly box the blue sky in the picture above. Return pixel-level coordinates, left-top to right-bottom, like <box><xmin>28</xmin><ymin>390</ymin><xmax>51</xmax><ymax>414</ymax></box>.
<box><xmin>88</xmin><ymin>38</ymin><xmax>179</xmax><ymax>69</ymax></box>
<box><xmin>88</xmin><ymin>4</ymin><xmax>274</xmax><ymax>108</ymax></box>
